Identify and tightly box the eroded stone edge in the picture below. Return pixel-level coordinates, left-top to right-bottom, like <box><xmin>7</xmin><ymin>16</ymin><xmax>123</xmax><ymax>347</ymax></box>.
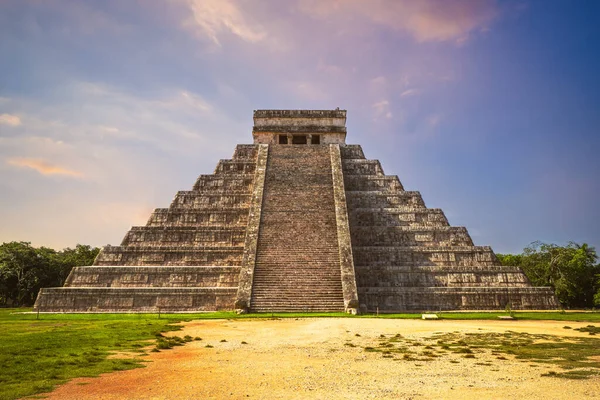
<box><xmin>235</xmin><ymin>144</ymin><xmax>269</xmax><ymax>312</ymax></box>
<box><xmin>330</xmin><ymin>144</ymin><xmax>359</xmax><ymax>314</ymax></box>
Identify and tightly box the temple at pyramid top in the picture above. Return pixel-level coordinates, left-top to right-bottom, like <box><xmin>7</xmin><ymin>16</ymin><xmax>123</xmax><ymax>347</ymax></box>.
<box><xmin>253</xmin><ymin>109</ymin><xmax>347</xmax><ymax>145</ymax></box>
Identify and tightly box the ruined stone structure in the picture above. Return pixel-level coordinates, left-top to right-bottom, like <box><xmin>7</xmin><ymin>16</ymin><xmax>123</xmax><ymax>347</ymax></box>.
<box><xmin>35</xmin><ymin>110</ymin><xmax>558</xmax><ymax>313</ymax></box>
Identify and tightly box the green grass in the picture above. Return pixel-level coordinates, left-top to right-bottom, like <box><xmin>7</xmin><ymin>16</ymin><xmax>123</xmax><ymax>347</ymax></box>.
<box><xmin>574</xmin><ymin>325</ymin><xmax>600</xmax><ymax>335</ymax></box>
<box><xmin>2</xmin><ymin>308</ymin><xmax>599</xmax><ymax>399</ymax></box>
<box><xmin>0</xmin><ymin>308</ymin><xmax>190</xmax><ymax>400</ymax></box>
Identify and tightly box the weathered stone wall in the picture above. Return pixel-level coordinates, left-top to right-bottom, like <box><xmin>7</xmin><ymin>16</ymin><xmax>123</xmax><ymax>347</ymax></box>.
<box><xmin>350</xmin><ymin>226</ymin><xmax>474</xmax><ymax>247</ymax></box>
<box><xmin>64</xmin><ymin>266</ymin><xmax>240</xmax><ymax>288</ymax></box>
<box><xmin>341</xmin><ymin>144</ymin><xmax>558</xmax><ymax>311</ymax></box>
<box><xmin>253</xmin><ymin>132</ymin><xmax>346</xmax><ymax>145</ymax></box>
<box><xmin>147</xmin><ymin>209</ymin><xmax>249</xmax><ymax>227</ymax></box>
<box><xmin>35</xmin><ymin>144</ymin><xmax>262</xmax><ymax>312</ymax></box>
<box><xmin>330</xmin><ymin>144</ymin><xmax>359</xmax><ymax>312</ymax></box>
<box><xmin>355</xmin><ymin>265</ymin><xmax>532</xmax><ymax>288</ymax></box>
<box><xmin>35</xmin><ymin>288</ymin><xmax>236</xmax><ymax>312</ymax></box>
<box><xmin>252</xmin><ymin>109</ymin><xmax>347</xmax><ymax>144</ymax></box>
<box><xmin>235</xmin><ymin>144</ymin><xmax>268</xmax><ymax>311</ymax></box>
<box><xmin>358</xmin><ymin>287</ymin><xmax>558</xmax><ymax>311</ymax></box>
<box><xmin>253</xmin><ymin>109</ymin><xmax>347</xmax><ymax>128</ymax></box>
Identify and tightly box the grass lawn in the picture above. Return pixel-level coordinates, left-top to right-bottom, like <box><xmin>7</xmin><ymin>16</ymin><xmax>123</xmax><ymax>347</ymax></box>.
<box><xmin>0</xmin><ymin>309</ymin><xmax>192</xmax><ymax>400</ymax></box>
<box><xmin>1</xmin><ymin>308</ymin><xmax>599</xmax><ymax>399</ymax></box>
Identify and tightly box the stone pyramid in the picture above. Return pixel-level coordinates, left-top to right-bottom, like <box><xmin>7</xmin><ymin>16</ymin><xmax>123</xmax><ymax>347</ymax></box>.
<box><xmin>35</xmin><ymin>110</ymin><xmax>558</xmax><ymax>313</ymax></box>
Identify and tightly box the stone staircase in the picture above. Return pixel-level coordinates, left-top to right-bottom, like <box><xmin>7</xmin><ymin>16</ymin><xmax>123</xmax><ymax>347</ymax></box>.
<box><xmin>250</xmin><ymin>145</ymin><xmax>345</xmax><ymax>312</ymax></box>
<box><xmin>340</xmin><ymin>144</ymin><xmax>558</xmax><ymax>311</ymax></box>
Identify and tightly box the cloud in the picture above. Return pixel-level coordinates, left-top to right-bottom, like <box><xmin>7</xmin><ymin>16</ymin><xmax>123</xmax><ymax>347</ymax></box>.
<box><xmin>400</xmin><ymin>89</ymin><xmax>419</xmax><ymax>97</ymax></box>
<box><xmin>179</xmin><ymin>91</ymin><xmax>212</xmax><ymax>112</ymax></box>
<box><xmin>180</xmin><ymin>0</ymin><xmax>266</xmax><ymax>46</ymax></box>
<box><xmin>299</xmin><ymin>0</ymin><xmax>498</xmax><ymax>43</ymax></box>
<box><xmin>7</xmin><ymin>158</ymin><xmax>83</xmax><ymax>178</ymax></box>
<box><xmin>370</xmin><ymin>76</ymin><xmax>387</xmax><ymax>85</ymax></box>
<box><xmin>427</xmin><ymin>114</ymin><xmax>443</xmax><ymax>127</ymax></box>
<box><xmin>287</xmin><ymin>81</ymin><xmax>329</xmax><ymax>101</ymax></box>
<box><xmin>372</xmin><ymin>100</ymin><xmax>393</xmax><ymax>120</ymax></box>
<box><xmin>318</xmin><ymin>61</ymin><xmax>344</xmax><ymax>74</ymax></box>
<box><xmin>0</xmin><ymin>114</ymin><xmax>21</xmax><ymax>126</ymax></box>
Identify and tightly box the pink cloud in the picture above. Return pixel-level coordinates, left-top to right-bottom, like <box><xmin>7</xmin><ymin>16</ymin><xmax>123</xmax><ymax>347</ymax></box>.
<box><xmin>299</xmin><ymin>0</ymin><xmax>498</xmax><ymax>43</ymax></box>
<box><xmin>0</xmin><ymin>114</ymin><xmax>21</xmax><ymax>126</ymax></box>
<box><xmin>180</xmin><ymin>0</ymin><xmax>266</xmax><ymax>46</ymax></box>
<box><xmin>372</xmin><ymin>100</ymin><xmax>393</xmax><ymax>120</ymax></box>
<box><xmin>7</xmin><ymin>158</ymin><xmax>83</xmax><ymax>178</ymax></box>
<box><xmin>400</xmin><ymin>89</ymin><xmax>419</xmax><ymax>97</ymax></box>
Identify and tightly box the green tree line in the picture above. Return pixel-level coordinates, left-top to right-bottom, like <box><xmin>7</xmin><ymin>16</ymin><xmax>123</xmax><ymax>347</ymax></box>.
<box><xmin>497</xmin><ymin>241</ymin><xmax>600</xmax><ymax>309</ymax></box>
<box><xmin>0</xmin><ymin>242</ymin><xmax>100</xmax><ymax>306</ymax></box>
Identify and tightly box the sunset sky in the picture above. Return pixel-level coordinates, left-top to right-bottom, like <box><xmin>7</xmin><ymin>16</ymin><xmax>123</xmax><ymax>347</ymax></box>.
<box><xmin>1</xmin><ymin>0</ymin><xmax>599</xmax><ymax>254</ymax></box>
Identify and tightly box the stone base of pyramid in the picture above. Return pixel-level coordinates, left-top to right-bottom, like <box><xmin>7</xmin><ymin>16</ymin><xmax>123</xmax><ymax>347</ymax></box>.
<box><xmin>358</xmin><ymin>287</ymin><xmax>558</xmax><ymax>312</ymax></box>
<box><xmin>34</xmin><ymin>287</ymin><xmax>237</xmax><ymax>312</ymax></box>
<box><xmin>34</xmin><ymin>266</ymin><xmax>239</xmax><ymax>312</ymax></box>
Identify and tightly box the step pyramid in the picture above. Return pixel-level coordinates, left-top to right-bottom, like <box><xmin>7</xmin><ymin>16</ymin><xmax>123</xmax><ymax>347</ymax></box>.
<box><xmin>34</xmin><ymin>109</ymin><xmax>558</xmax><ymax>313</ymax></box>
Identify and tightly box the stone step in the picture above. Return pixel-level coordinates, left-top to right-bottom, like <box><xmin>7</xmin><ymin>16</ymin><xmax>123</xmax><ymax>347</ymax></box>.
<box><xmin>250</xmin><ymin>307</ymin><xmax>345</xmax><ymax>312</ymax></box>
<box><xmin>34</xmin><ymin>287</ymin><xmax>238</xmax><ymax>312</ymax></box>
<box><xmin>342</xmin><ymin>159</ymin><xmax>384</xmax><ymax>176</ymax></box>
<box><xmin>250</xmin><ymin>299</ymin><xmax>344</xmax><ymax>304</ymax></box>
<box><xmin>344</xmin><ymin>176</ymin><xmax>404</xmax><ymax>191</ymax></box>
<box><xmin>251</xmin><ymin>280</ymin><xmax>343</xmax><ymax>285</ymax></box>
<box><xmin>188</xmin><ymin>189</ymin><xmax>252</xmax><ymax>195</ymax></box>
<box><xmin>66</xmin><ymin>265</ymin><xmax>241</xmax><ymax>288</ymax></box>
<box><xmin>250</xmin><ymin>145</ymin><xmax>344</xmax><ymax>310</ymax></box>
<box><xmin>171</xmin><ymin>192</ymin><xmax>251</xmax><ymax>209</ymax></box>
<box><xmin>214</xmin><ymin>159</ymin><xmax>257</xmax><ymax>175</ymax></box>
<box><xmin>252</xmin><ymin>292</ymin><xmax>343</xmax><ymax>297</ymax></box>
<box><xmin>231</xmin><ymin>144</ymin><xmax>259</xmax><ymax>160</ymax></box>
<box><xmin>192</xmin><ymin>175</ymin><xmax>254</xmax><ymax>191</ymax></box>
<box><xmin>251</xmin><ymin>299</ymin><xmax>343</xmax><ymax>304</ymax></box>
<box><xmin>355</xmin><ymin>286</ymin><xmax>558</xmax><ymax>311</ymax></box>
<box><xmin>346</xmin><ymin>192</ymin><xmax>425</xmax><ymax>208</ymax></box>
<box><xmin>255</xmin><ymin>252</ymin><xmax>339</xmax><ymax>255</ymax></box>
<box><xmin>146</xmin><ymin>209</ymin><xmax>250</xmax><ymax>227</ymax></box>
<box><xmin>354</xmin><ymin>265</ymin><xmax>524</xmax><ymax>272</ymax></box>
<box><xmin>339</xmin><ymin>144</ymin><xmax>365</xmax><ymax>159</ymax></box>
<box><xmin>252</xmin><ymin>285</ymin><xmax>343</xmax><ymax>289</ymax></box>
<box><xmin>122</xmin><ymin>227</ymin><xmax>247</xmax><ymax>247</ymax></box>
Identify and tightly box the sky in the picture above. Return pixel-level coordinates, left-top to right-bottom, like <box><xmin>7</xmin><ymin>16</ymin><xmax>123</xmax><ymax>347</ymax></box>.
<box><xmin>0</xmin><ymin>0</ymin><xmax>599</xmax><ymax>254</ymax></box>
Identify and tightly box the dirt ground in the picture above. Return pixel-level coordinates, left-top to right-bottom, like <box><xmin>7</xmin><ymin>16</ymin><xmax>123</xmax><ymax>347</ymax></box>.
<box><xmin>43</xmin><ymin>318</ymin><xmax>600</xmax><ymax>399</ymax></box>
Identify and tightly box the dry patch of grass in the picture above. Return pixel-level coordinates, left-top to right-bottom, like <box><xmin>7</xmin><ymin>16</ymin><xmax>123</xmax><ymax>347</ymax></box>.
<box><xmin>359</xmin><ymin>327</ymin><xmax>600</xmax><ymax>380</ymax></box>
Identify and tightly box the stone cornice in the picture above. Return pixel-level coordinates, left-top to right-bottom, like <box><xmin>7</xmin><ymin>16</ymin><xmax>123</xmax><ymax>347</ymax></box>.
<box><xmin>253</xmin><ymin>109</ymin><xmax>346</xmax><ymax>119</ymax></box>
<box><xmin>253</xmin><ymin>125</ymin><xmax>347</xmax><ymax>133</ymax></box>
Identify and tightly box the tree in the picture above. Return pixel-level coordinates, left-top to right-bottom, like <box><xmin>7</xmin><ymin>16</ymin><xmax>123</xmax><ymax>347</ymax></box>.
<box><xmin>0</xmin><ymin>242</ymin><xmax>100</xmax><ymax>306</ymax></box>
<box><xmin>55</xmin><ymin>244</ymin><xmax>100</xmax><ymax>283</ymax></box>
<box><xmin>0</xmin><ymin>242</ymin><xmax>55</xmax><ymax>306</ymax></box>
<box><xmin>498</xmin><ymin>241</ymin><xmax>599</xmax><ymax>308</ymax></box>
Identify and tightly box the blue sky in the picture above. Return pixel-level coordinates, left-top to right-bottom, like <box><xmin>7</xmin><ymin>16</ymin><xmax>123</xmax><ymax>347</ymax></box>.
<box><xmin>0</xmin><ymin>0</ymin><xmax>598</xmax><ymax>254</ymax></box>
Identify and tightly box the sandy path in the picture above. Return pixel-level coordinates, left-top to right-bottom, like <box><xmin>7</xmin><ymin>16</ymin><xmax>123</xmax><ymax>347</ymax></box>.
<box><xmin>43</xmin><ymin>319</ymin><xmax>600</xmax><ymax>399</ymax></box>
